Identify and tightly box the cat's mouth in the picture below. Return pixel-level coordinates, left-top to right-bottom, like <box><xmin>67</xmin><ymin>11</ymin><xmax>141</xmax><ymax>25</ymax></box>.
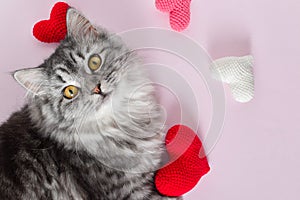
<box><xmin>92</xmin><ymin>83</ymin><xmax>111</xmax><ymax>110</ymax></box>
<box><xmin>92</xmin><ymin>83</ymin><xmax>107</xmax><ymax>98</ymax></box>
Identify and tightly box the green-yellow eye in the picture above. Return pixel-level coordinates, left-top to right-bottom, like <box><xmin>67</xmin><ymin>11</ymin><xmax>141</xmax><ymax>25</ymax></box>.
<box><xmin>63</xmin><ymin>85</ymin><xmax>79</xmax><ymax>99</ymax></box>
<box><xmin>88</xmin><ymin>54</ymin><xmax>102</xmax><ymax>71</ymax></box>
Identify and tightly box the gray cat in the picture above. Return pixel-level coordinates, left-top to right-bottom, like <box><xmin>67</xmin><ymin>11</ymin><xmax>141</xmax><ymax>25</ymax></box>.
<box><xmin>0</xmin><ymin>7</ymin><xmax>181</xmax><ymax>200</ymax></box>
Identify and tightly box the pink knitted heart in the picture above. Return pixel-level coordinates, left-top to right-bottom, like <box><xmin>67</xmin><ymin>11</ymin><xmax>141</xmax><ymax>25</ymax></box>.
<box><xmin>155</xmin><ymin>0</ymin><xmax>192</xmax><ymax>31</ymax></box>
<box><xmin>155</xmin><ymin>0</ymin><xmax>179</xmax><ymax>12</ymax></box>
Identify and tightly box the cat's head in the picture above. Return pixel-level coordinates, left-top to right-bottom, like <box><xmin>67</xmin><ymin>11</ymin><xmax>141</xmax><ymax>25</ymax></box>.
<box><xmin>13</xmin><ymin>8</ymin><xmax>155</xmax><ymax>135</ymax></box>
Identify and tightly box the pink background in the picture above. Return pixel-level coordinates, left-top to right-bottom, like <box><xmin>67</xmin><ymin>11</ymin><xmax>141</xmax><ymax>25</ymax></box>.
<box><xmin>1</xmin><ymin>0</ymin><xmax>300</xmax><ymax>199</ymax></box>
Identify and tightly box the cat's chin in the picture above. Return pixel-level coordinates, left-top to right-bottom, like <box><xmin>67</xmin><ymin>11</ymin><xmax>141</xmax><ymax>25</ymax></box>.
<box><xmin>93</xmin><ymin>92</ymin><xmax>112</xmax><ymax>111</ymax></box>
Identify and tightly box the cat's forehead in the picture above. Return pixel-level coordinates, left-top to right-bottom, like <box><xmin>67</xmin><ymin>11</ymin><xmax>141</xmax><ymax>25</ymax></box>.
<box><xmin>41</xmin><ymin>31</ymin><xmax>130</xmax><ymax>85</ymax></box>
<box><xmin>57</xmin><ymin>35</ymin><xmax>121</xmax><ymax>60</ymax></box>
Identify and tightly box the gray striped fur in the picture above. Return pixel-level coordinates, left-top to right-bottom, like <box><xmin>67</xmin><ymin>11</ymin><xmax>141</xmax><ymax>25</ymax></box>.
<box><xmin>0</xmin><ymin>7</ymin><xmax>182</xmax><ymax>200</ymax></box>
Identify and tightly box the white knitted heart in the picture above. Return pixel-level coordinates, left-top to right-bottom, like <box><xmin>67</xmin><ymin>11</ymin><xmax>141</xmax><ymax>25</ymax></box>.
<box><xmin>210</xmin><ymin>55</ymin><xmax>255</xmax><ymax>103</ymax></box>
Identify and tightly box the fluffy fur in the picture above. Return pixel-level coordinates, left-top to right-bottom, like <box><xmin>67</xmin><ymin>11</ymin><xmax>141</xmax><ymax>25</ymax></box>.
<box><xmin>0</xmin><ymin>8</ymin><xmax>181</xmax><ymax>200</ymax></box>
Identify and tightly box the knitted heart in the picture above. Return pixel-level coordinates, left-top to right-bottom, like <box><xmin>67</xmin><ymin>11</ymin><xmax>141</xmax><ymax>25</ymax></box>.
<box><xmin>155</xmin><ymin>0</ymin><xmax>179</xmax><ymax>12</ymax></box>
<box><xmin>155</xmin><ymin>0</ymin><xmax>192</xmax><ymax>31</ymax></box>
<box><xmin>210</xmin><ymin>55</ymin><xmax>255</xmax><ymax>103</ymax></box>
<box><xmin>170</xmin><ymin>0</ymin><xmax>191</xmax><ymax>31</ymax></box>
<box><xmin>155</xmin><ymin>125</ymin><xmax>210</xmax><ymax>197</ymax></box>
<box><xmin>33</xmin><ymin>2</ymin><xmax>69</xmax><ymax>43</ymax></box>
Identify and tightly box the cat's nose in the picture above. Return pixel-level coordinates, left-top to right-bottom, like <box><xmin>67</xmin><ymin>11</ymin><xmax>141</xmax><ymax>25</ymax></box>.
<box><xmin>92</xmin><ymin>83</ymin><xmax>101</xmax><ymax>95</ymax></box>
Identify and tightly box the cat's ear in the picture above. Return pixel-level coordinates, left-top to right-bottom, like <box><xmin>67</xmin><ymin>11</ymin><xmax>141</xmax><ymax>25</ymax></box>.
<box><xmin>66</xmin><ymin>8</ymin><xmax>98</xmax><ymax>40</ymax></box>
<box><xmin>13</xmin><ymin>67</ymin><xmax>46</xmax><ymax>95</ymax></box>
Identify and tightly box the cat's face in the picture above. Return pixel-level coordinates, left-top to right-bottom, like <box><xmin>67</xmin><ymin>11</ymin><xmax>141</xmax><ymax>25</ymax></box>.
<box><xmin>13</xmin><ymin>8</ymin><xmax>139</xmax><ymax>128</ymax></box>
<box><xmin>12</xmin><ymin>8</ymin><xmax>163</xmax><ymax>166</ymax></box>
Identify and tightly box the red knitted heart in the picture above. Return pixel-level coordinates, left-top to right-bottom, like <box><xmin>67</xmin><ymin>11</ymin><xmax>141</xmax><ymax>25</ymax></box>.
<box><xmin>155</xmin><ymin>125</ymin><xmax>210</xmax><ymax>197</ymax></box>
<box><xmin>33</xmin><ymin>2</ymin><xmax>69</xmax><ymax>43</ymax></box>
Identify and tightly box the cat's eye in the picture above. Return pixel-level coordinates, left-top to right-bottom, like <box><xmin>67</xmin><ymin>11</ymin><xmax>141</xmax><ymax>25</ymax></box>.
<box><xmin>88</xmin><ymin>54</ymin><xmax>102</xmax><ymax>71</ymax></box>
<box><xmin>63</xmin><ymin>85</ymin><xmax>79</xmax><ymax>99</ymax></box>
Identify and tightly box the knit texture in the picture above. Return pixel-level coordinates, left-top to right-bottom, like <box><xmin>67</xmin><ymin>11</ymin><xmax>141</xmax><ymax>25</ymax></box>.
<box><xmin>33</xmin><ymin>2</ymin><xmax>69</xmax><ymax>43</ymax></box>
<box><xmin>155</xmin><ymin>0</ymin><xmax>180</xmax><ymax>12</ymax></box>
<box><xmin>155</xmin><ymin>125</ymin><xmax>210</xmax><ymax>197</ymax></box>
<box><xmin>210</xmin><ymin>55</ymin><xmax>255</xmax><ymax>103</ymax></box>
<box><xmin>155</xmin><ymin>0</ymin><xmax>192</xmax><ymax>31</ymax></box>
